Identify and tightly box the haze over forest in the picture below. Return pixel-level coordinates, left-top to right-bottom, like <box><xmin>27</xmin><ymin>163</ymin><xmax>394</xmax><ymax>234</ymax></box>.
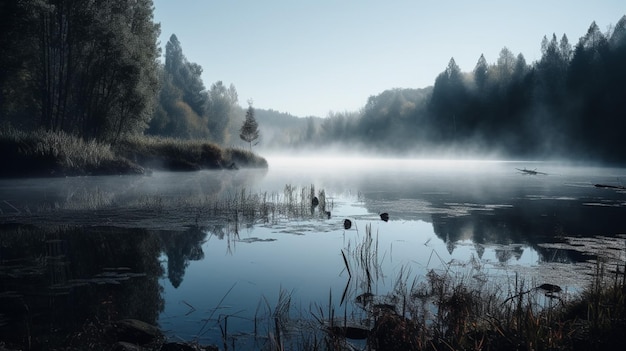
<box><xmin>1</xmin><ymin>1</ymin><xmax>625</xmax><ymax>163</ymax></box>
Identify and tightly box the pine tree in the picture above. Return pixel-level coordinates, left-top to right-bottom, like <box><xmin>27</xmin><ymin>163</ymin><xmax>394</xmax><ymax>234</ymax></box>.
<box><xmin>239</xmin><ymin>100</ymin><xmax>260</xmax><ymax>150</ymax></box>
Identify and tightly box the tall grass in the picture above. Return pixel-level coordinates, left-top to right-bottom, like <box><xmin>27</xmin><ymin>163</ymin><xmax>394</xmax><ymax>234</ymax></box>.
<box><xmin>306</xmin><ymin>224</ymin><xmax>626</xmax><ymax>350</ymax></box>
<box><xmin>0</xmin><ymin>126</ymin><xmax>139</xmax><ymax>177</ymax></box>
<box><xmin>0</xmin><ymin>126</ymin><xmax>267</xmax><ymax>177</ymax></box>
<box><xmin>115</xmin><ymin>135</ymin><xmax>267</xmax><ymax>171</ymax></box>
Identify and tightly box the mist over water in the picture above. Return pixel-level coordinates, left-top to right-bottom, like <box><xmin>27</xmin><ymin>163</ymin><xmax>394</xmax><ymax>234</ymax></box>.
<box><xmin>1</xmin><ymin>156</ymin><xmax>625</xmax><ymax>347</ymax></box>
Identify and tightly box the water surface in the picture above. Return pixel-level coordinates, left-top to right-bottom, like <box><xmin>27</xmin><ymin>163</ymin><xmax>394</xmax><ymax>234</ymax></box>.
<box><xmin>1</xmin><ymin>157</ymin><xmax>625</xmax><ymax>347</ymax></box>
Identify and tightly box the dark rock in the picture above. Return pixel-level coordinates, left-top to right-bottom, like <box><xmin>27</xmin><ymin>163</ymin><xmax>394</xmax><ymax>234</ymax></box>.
<box><xmin>537</xmin><ymin>283</ymin><xmax>562</xmax><ymax>293</ymax></box>
<box><xmin>380</xmin><ymin>213</ymin><xmax>389</xmax><ymax>222</ymax></box>
<box><xmin>343</xmin><ymin>219</ymin><xmax>352</xmax><ymax>230</ymax></box>
<box><xmin>111</xmin><ymin>319</ymin><xmax>163</xmax><ymax>345</ymax></box>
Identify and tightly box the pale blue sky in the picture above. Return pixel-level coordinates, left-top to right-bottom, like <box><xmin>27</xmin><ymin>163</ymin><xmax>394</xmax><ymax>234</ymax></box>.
<box><xmin>153</xmin><ymin>0</ymin><xmax>624</xmax><ymax>117</ymax></box>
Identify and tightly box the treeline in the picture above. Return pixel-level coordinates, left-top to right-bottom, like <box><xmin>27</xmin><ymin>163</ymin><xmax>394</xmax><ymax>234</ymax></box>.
<box><xmin>2</xmin><ymin>1</ymin><xmax>625</xmax><ymax>163</ymax></box>
<box><xmin>146</xmin><ymin>34</ymin><xmax>240</xmax><ymax>144</ymax></box>
<box><xmin>0</xmin><ymin>1</ymin><xmax>244</xmax><ymax>147</ymax></box>
<box><xmin>285</xmin><ymin>16</ymin><xmax>626</xmax><ymax>162</ymax></box>
<box><xmin>0</xmin><ymin>0</ymin><xmax>160</xmax><ymax>141</ymax></box>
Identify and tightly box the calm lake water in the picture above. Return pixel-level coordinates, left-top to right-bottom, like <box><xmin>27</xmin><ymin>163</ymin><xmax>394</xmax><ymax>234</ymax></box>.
<box><xmin>1</xmin><ymin>157</ymin><xmax>625</xmax><ymax>348</ymax></box>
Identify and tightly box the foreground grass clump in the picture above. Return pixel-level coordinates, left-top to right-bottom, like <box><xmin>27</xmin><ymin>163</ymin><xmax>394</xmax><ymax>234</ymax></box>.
<box><xmin>0</xmin><ymin>127</ymin><xmax>267</xmax><ymax>177</ymax></box>
<box><xmin>294</xmin><ymin>224</ymin><xmax>626</xmax><ymax>351</ymax></box>
<box><xmin>0</xmin><ymin>127</ymin><xmax>142</xmax><ymax>177</ymax></box>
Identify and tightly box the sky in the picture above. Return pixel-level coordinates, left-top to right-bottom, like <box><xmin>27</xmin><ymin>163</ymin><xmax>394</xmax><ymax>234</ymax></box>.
<box><xmin>152</xmin><ymin>0</ymin><xmax>625</xmax><ymax>117</ymax></box>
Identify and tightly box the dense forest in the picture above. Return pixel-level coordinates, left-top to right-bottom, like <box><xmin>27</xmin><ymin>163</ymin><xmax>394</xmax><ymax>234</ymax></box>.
<box><xmin>297</xmin><ymin>16</ymin><xmax>626</xmax><ymax>162</ymax></box>
<box><xmin>1</xmin><ymin>0</ymin><xmax>625</xmax><ymax>163</ymax></box>
<box><xmin>0</xmin><ymin>0</ymin><xmax>243</xmax><ymax>146</ymax></box>
<box><xmin>0</xmin><ymin>0</ymin><xmax>160</xmax><ymax>141</ymax></box>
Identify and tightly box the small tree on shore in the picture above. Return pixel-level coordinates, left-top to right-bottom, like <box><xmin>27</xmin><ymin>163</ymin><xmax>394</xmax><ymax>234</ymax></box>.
<box><xmin>239</xmin><ymin>100</ymin><xmax>260</xmax><ymax>150</ymax></box>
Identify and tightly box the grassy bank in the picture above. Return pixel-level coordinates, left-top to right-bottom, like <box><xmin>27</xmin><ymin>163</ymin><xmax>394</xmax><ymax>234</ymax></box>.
<box><xmin>0</xmin><ymin>127</ymin><xmax>267</xmax><ymax>178</ymax></box>
<box><xmin>114</xmin><ymin>135</ymin><xmax>267</xmax><ymax>172</ymax></box>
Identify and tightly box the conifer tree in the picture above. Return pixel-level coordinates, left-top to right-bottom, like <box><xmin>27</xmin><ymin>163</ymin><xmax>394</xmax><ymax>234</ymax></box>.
<box><xmin>239</xmin><ymin>100</ymin><xmax>260</xmax><ymax>150</ymax></box>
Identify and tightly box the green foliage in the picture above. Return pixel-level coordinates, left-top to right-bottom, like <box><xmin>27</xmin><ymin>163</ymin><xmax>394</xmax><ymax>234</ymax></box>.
<box><xmin>148</xmin><ymin>36</ymin><xmax>210</xmax><ymax>139</ymax></box>
<box><xmin>164</xmin><ymin>34</ymin><xmax>208</xmax><ymax>117</ymax></box>
<box><xmin>0</xmin><ymin>0</ymin><xmax>161</xmax><ymax>141</ymax></box>
<box><xmin>206</xmin><ymin>81</ymin><xmax>238</xmax><ymax>144</ymax></box>
<box><xmin>148</xmin><ymin>35</ymin><xmax>239</xmax><ymax>144</ymax></box>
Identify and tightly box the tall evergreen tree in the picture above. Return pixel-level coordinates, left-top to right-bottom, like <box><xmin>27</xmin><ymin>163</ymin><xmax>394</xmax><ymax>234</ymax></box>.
<box><xmin>429</xmin><ymin>58</ymin><xmax>468</xmax><ymax>141</ymax></box>
<box><xmin>164</xmin><ymin>34</ymin><xmax>208</xmax><ymax>117</ymax></box>
<box><xmin>239</xmin><ymin>100</ymin><xmax>260</xmax><ymax>150</ymax></box>
<box><xmin>473</xmin><ymin>54</ymin><xmax>488</xmax><ymax>91</ymax></box>
<box><xmin>149</xmin><ymin>34</ymin><xmax>211</xmax><ymax>139</ymax></box>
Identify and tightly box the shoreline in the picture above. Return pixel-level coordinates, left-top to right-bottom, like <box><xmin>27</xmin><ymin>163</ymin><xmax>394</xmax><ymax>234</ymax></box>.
<box><xmin>0</xmin><ymin>129</ymin><xmax>267</xmax><ymax>179</ymax></box>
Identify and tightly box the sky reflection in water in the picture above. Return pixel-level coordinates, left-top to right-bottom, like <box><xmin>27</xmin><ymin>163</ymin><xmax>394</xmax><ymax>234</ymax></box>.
<box><xmin>2</xmin><ymin>157</ymin><xmax>625</xmax><ymax>347</ymax></box>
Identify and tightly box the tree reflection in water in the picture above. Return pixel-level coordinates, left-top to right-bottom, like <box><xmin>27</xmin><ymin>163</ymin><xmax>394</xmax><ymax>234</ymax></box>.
<box><xmin>0</xmin><ymin>224</ymin><xmax>174</xmax><ymax>348</ymax></box>
<box><xmin>159</xmin><ymin>226</ymin><xmax>207</xmax><ymax>288</ymax></box>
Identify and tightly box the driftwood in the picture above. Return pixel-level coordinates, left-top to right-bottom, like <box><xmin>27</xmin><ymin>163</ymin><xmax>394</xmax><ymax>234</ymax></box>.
<box><xmin>594</xmin><ymin>183</ymin><xmax>626</xmax><ymax>190</ymax></box>
<box><xmin>516</xmin><ymin>168</ymin><xmax>548</xmax><ymax>175</ymax></box>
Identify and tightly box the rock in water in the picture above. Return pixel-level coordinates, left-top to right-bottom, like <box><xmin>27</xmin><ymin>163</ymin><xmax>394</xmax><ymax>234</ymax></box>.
<box><xmin>537</xmin><ymin>283</ymin><xmax>562</xmax><ymax>293</ymax></box>
<box><xmin>111</xmin><ymin>319</ymin><xmax>162</xmax><ymax>345</ymax></box>
<box><xmin>380</xmin><ymin>213</ymin><xmax>389</xmax><ymax>222</ymax></box>
<box><xmin>344</xmin><ymin>219</ymin><xmax>352</xmax><ymax>230</ymax></box>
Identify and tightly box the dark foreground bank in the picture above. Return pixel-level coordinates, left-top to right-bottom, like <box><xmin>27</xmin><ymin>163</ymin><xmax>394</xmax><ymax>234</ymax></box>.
<box><xmin>0</xmin><ymin>128</ymin><xmax>267</xmax><ymax>178</ymax></box>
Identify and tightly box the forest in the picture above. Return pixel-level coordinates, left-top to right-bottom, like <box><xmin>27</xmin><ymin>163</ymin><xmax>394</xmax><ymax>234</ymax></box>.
<box><xmin>1</xmin><ymin>0</ymin><xmax>625</xmax><ymax>164</ymax></box>
<box><xmin>305</xmin><ymin>16</ymin><xmax>626</xmax><ymax>162</ymax></box>
<box><xmin>0</xmin><ymin>0</ymin><xmax>240</xmax><ymax>144</ymax></box>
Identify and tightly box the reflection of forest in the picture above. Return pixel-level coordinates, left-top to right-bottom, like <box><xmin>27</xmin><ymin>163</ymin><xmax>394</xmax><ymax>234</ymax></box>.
<box><xmin>0</xmin><ymin>217</ymin><xmax>246</xmax><ymax>348</ymax></box>
<box><xmin>429</xmin><ymin>200</ymin><xmax>624</xmax><ymax>263</ymax></box>
<box><xmin>361</xmin><ymin>192</ymin><xmax>625</xmax><ymax>264</ymax></box>
<box><xmin>159</xmin><ymin>227</ymin><xmax>207</xmax><ymax>288</ymax></box>
<box><xmin>0</xmin><ymin>225</ymin><xmax>168</xmax><ymax>348</ymax></box>
<box><xmin>0</xmin><ymin>223</ymin><xmax>216</xmax><ymax>348</ymax></box>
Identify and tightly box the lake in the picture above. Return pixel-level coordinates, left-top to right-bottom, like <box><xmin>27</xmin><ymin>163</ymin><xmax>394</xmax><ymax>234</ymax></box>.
<box><xmin>1</xmin><ymin>157</ymin><xmax>625</xmax><ymax>349</ymax></box>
